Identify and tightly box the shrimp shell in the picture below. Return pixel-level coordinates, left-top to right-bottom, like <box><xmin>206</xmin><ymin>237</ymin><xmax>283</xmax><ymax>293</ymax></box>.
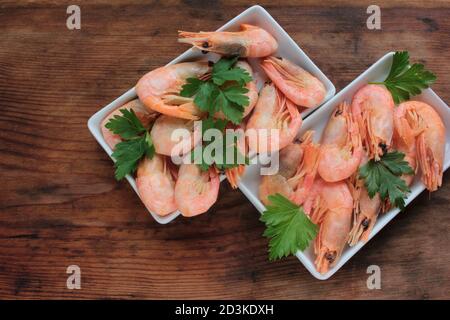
<box><xmin>136</xmin><ymin>155</ymin><xmax>177</xmax><ymax>216</ymax></box>
<box><xmin>246</xmin><ymin>83</ymin><xmax>302</xmax><ymax>154</ymax></box>
<box><xmin>150</xmin><ymin>115</ymin><xmax>201</xmax><ymax>157</ymax></box>
<box><xmin>308</xmin><ymin>179</ymin><xmax>353</xmax><ymax>274</ymax></box>
<box><xmin>261</xmin><ymin>56</ymin><xmax>326</xmax><ymax>108</ymax></box>
<box><xmin>178</xmin><ymin>24</ymin><xmax>278</xmax><ymax>58</ymax></box>
<box><xmin>400</xmin><ymin>101</ymin><xmax>445</xmax><ymax>191</ymax></box>
<box><xmin>136</xmin><ymin>62</ymin><xmax>210</xmax><ymax>120</ymax></box>
<box><xmin>259</xmin><ymin>140</ymin><xmax>304</xmax><ymax>205</ymax></box>
<box><xmin>351</xmin><ymin>84</ymin><xmax>395</xmax><ymax>160</ymax></box>
<box><xmin>175</xmin><ymin>164</ymin><xmax>220</xmax><ymax>217</ymax></box>
<box><xmin>317</xmin><ymin>102</ymin><xmax>363</xmax><ymax>182</ymax></box>
<box><xmin>347</xmin><ymin>154</ymin><xmax>381</xmax><ymax>246</ymax></box>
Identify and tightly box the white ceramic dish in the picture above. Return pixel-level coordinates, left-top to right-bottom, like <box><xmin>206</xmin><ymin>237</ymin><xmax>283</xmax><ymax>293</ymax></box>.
<box><xmin>238</xmin><ymin>51</ymin><xmax>450</xmax><ymax>280</ymax></box>
<box><xmin>87</xmin><ymin>5</ymin><xmax>335</xmax><ymax>224</ymax></box>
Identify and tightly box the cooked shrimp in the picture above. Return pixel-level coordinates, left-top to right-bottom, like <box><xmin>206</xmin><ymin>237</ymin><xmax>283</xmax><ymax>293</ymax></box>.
<box><xmin>348</xmin><ymin>153</ymin><xmax>381</xmax><ymax>246</ymax></box>
<box><xmin>178</xmin><ymin>24</ymin><xmax>278</xmax><ymax>58</ymax></box>
<box><xmin>260</xmin><ymin>56</ymin><xmax>326</xmax><ymax>108</ymax></box>
<box><xmin>399</xmin><ymin>101</ymin><xmax>445</xmax><ymax>191</ymax></box>
<box><xmin>175</xmin><ymin>164</ymin><xmax>220</xmax><ymax>217</ymax></box>
<box><xmin>393</xmin><ymin>101</ymin><xmax>422</xmax><ymax>186</ymax></box>
<box><xmin>259</xmin><ymin>140</ymin><xmax>304</xmax><ymax>205</ymax></box>
<box><xmin>214</xmin><ymin>61</ymin><xmax>258</xmax><ymax>120</ymax></box>
<box><xmin>150</xmin><ymin>115</ymin><xmax>201</xmax><ymax>157</ymax></box>
<box><xmin>136</xmin><ymin>62</ymin><xmax>210</xmax><ymax>120</ymax></box>
<box><xmin>351</xmin><ymin>84</ymin><xmax>395</xmax><ymax>160</ymax></box>
<box><xmin>136</xmin><ymin>154</ymin><xmax>177</xmax><ymax>216</ymax></box>
<box><xmin>290</xmin><ymin>131</ymin><xmax>321</xmax><ymax>206</ymax></box>
<box><xmin>307</xmin><ymin>179</ymin><xmax>353</xmax><ymax>274</ymax></box>
<box><xmin>318</xmin><ymin>102</ymin><xmax>363</xmax><ymax>182</ymax></box>
<box><xmin>246</xmin><ymin>83</ymin><xmax>302</xmax><ymax>153</ymax></box>
<box><xmin>257</xmin><ymin>131</ymin><xmax>319</xmax><ymax>206</ymax></box>
<box><xmin>101</xmin><ymin>99</ymin><xmax>158</xmax><ymax>150</ymax></box>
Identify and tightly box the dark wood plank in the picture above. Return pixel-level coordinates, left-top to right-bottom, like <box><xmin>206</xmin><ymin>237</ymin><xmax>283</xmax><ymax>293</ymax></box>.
<box><xmin>0</xmin><ymin>0</ymin><xmax>449</xmax><ymax>299</ymax></box>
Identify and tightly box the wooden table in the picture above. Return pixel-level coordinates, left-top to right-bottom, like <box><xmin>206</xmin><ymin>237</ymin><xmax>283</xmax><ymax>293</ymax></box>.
<box><xmin>1</xmin><ymin>0</ymin><xmax>449</xmax><ymax>299</ymax></box>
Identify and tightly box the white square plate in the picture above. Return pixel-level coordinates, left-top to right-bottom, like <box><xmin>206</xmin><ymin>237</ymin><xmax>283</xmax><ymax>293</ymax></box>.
<box><xmin>87</xmin><ymin>5</ymin><xmax>335</xmax><ymax>224</ymax></box>
<box><xmin>238</xmin><ymin>52</ymin><xmax>450</xmax><ymax>280</ymax></box>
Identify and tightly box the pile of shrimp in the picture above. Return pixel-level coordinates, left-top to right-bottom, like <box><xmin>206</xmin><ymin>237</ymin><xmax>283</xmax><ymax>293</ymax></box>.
<box><xmin>259</xmin><ymin>83</ymin><xmax>446</xmax><ymax>274</ymax></box>
<box><xmin>101</xmin><ymin>24</ymin><xmax>327</xmax><ymax>218</ymax></box>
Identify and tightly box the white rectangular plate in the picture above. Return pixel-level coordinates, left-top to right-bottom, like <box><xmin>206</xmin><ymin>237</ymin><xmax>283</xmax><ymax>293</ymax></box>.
<box><xmin>238</xmin><ymin>51</ymin><xmax>450</xmax><ymax>280</ymax></box>
<box><xmin>87</xmin><ymin>5</ymin><xmax>335</xmax><ymax>224</ymax></box>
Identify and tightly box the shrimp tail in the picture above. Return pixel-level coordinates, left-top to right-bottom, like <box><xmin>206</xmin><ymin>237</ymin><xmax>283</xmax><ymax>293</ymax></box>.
<box><xmin>225</xmin><ymin>165</ymin><xmax>245</xmax><ymax>189</ymax></box>
<box><xmin>290</xmin><ymin>142</ymin><xmax>320</xmax><ymax>205</ymax></box>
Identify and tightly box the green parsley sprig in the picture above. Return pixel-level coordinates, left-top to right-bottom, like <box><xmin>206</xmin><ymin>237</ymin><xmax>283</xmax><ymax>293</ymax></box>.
<box><xmin>359</xmin><ymin>151</ymin><xmax>414</xmax><ymax>209</ymax></box>
<box><xmin>370</xmin><ymin>51</ymin><xmax>436</xmax><ymax>104</ymax></box>
<box><xmin>260</xmin><ymin>194</ymin><xmax>318</xmax><ymax>261</ymax></box>
<box><xmin>191</xmin><ymin>117</ymin><xmax>249</xmax><ymax>171</ymax></box>
<box><xmin>105</xmin><ymin>109</ymin><xmax>155</xmax><ymax>180</ymax></box>
<box><xmin>180</xmin><ymin>57</ymin><xmax>252</xmax><ymax>124</ymax></box>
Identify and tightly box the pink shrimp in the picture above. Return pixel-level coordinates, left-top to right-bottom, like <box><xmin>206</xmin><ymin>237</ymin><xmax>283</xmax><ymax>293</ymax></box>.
<box><xmin>317</xmin><ymin>102</ymin><xmax>363</xmax><ymax>182</ymax></box>
<box><xmin>101</xmin><ymin>99</ymin><xmax>158</xmax><ymax>150</ymax></box>
<box><xmin>174</xmin><ymin>164</ymin><xmax>220</xmax><ymax>217</ymax></box>
<box><xmin>136</xmin><ymin>155</ymin><xmax>177</xmax><ymax>216</ymax></box>
<box><xmin>351</xmin><ymin>84</ymin><xmax>395</xmax><ymax>160</ymax></box>
<box><xmin>150</xmin><ymin>115</ymin><xmax>201</xmax><ymax>157</ymax></box>
<box><xmin>178</xmin><ymin>24</ymin><xmax>278</xmax><ymax>58</ymax></box>
<box><xmin>290</xmin><ymin>131</ymin><xmax>321</xmax><ymax>206</ymax></box>
<box><xmin>246</xmin><ymin>83</ymin><xmax>302</xmax><ymax>154</ymax></box>
<box><xmin>307</xmin><ymin>179</ymin><xmax>353</xmax><ymax>274</ymax></box>
<box><xmin>260</xmin><ymin>56</ymin><xmax>326</xmax><ymax>108</ymax></box>
<box><xmin>259</xmin><ymin>139</ymin><xmax>304</xmax><ymax>205</ymax></box>
<box><xmin>393</xmin><ymin>101</ymin><xmax>423</xmax><ymax>186</ymax></box>
<box><xmin>136</xmin><ymin>62</ymin><xmax>210</xmax><ymax>120</ymax></box>
<box><xmin>399</xmin><ymin>101</ymin><xmax>445</xmax><ymax>191</ymax></box>
<box><xmin>347</xmin><ymin>153</ymin><xmax>382</xmax><ymax>246</ymax></box>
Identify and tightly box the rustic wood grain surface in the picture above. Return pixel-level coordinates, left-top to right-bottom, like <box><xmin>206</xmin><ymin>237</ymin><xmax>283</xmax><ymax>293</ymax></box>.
<box><xmin>0</xmin><ymin>0</ymin><xmax>449</xmax><ymax>299</ymax></box>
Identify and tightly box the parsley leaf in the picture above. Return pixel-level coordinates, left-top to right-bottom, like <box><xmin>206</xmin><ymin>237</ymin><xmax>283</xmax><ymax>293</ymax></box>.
<box><xmin>105</xmin><ymin>108</ymin><xmax>155</xmax><ymax>180</ymax></box>
<box><xmin>222</xmin><ymin>85</ymin><xmax>250</xmax><ymax>106</ymax></box>
<box><xmin>105</xmin><ymin>109</ymin><xmax>146</xmax><ymax>139</ymax></box>
<box><xmin>213</xmin><ymin>90</ymin><xmax>245</xmax><ymax>124</ymax></box>
<box><xmin>180</xmin><ymin>78</ymin><xmax>204</xmax><ymax>97</ymax></box>
<box><xmin>260</xmin><ymin>194</ymin><xmax>318</xmax><ymax>261</ymax></box>
<box><xmin>144</xmin><ymin>131</ymin><xmax>156</xmax><ymax>158</ymax></box>
<box><xmin>192</xmin><ymin>117</ymin><xmax>248</xmax><ymax>171</ymax></box>
<box><xmin>194</xmin><ymin>81</ymin><xmax>219</xmax><ymax>112</ymax></box>
<box><xmin>370</xmin><ymin>51</ymin><xmax>436</xmax><ymax>104</ymax></box>
<box><xmin>212</xmin><ymin>68</ymin><xmax>252</xmax><ymax>86</ymax></box>
<box><xmin>179</xmin><ymin>57</ymin><xmax>252</xmax><ymax>124</ymax></box>
<box><xmin>212</xmin><ymin>56</ymin><xmax>239</xmax><ymax>73</ymax></box>
<box><xmin>221</xmin><ymin>102</ymin><xmax>245</xmax><ymax>125</ymax></box>
<box><xmin>359</xmin><ymin>151</ymin><xmax>414</xmax><ymax>209</ymax></box>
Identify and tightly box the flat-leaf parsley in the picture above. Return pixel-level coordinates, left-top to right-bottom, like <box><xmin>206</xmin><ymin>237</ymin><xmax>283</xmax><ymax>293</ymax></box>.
<box><xmin>105</xmin><ymin>109</ymin><xmax>155</xmax><ymax>180</ymax></box>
